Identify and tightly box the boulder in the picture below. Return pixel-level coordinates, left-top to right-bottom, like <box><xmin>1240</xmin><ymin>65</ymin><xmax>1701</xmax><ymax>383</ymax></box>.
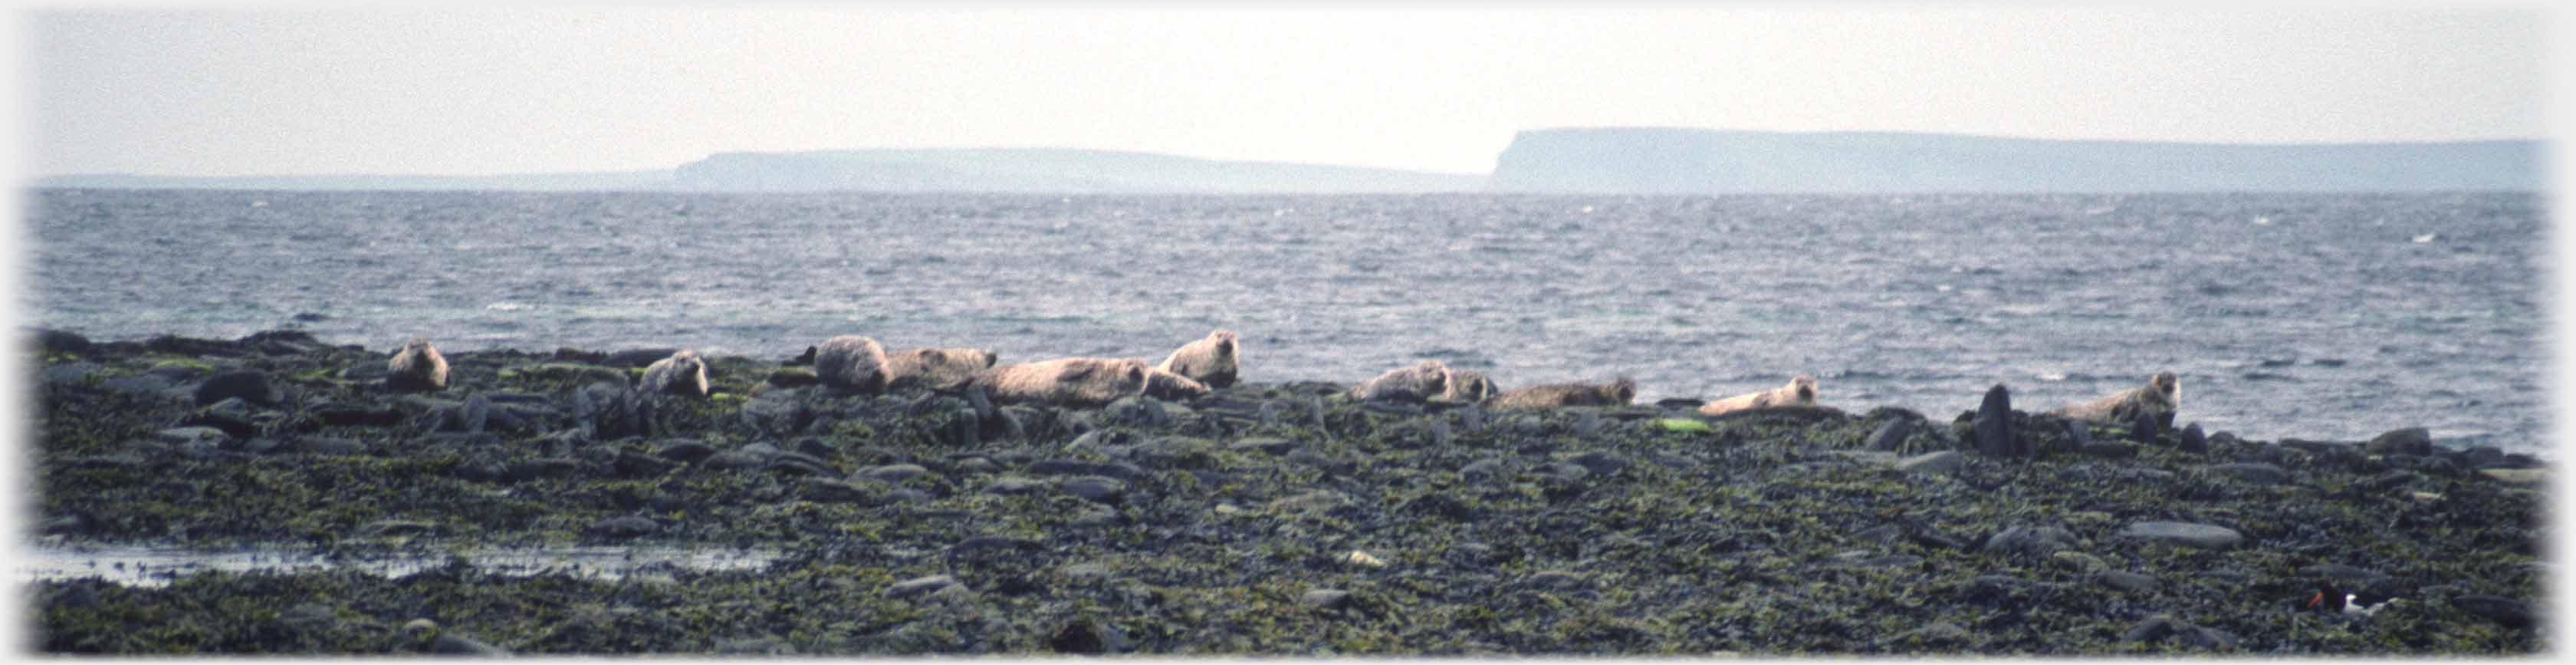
<box><xmin>2365</xmin><ymin>427</ymin><xmax>2433</xmax><ymax>456</ymax></box>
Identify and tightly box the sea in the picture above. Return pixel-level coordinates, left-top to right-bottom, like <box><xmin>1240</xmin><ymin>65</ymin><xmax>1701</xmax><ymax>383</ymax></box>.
<box><xmin>21</xmin><ymin>189</ymin><xmax>2551</xmax><ymax>456</ymax></box>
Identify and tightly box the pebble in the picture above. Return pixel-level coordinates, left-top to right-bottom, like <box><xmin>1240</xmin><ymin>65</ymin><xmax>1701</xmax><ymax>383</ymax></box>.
<box><xmin>654</xmin><ymin>440</ymin><xmax>718</xmax><ymax>464</ymax></box>
<box><xmin>1895</xmin><ymin>450</ymin><xmax>1963</xmax><ymax>476</ymax></box>
<box><xmin>2098</xmin><ymin>570</ymin><xmax>2158</xmax><ymax>593</ymax></box>
<box><xmin>430</xmin><ymin>634</ymin><xmax>511</xmax><ymax>657</ymax></box>
<box><xmin>1564</xmin><ymin>451</ymin><xmax>1629</xmax><ymax>476</ymax></box>
<box><xmin>2050</xmin><ymin>551</ymin><xmax>2108</xmax><ymax>574</ymax></box>
<box><xmin>885</xmin><ymin>574</ymin><xmax>961</xmax><ymax>600</ymax></box>
<box><xmin>2118</xmin><ymin>521</ymin><xmax>2242</xmax><ymax>549</ymax></box>
<box><xmin>1459</xmin><ymin>459</ymin><xmax>1505</xmax><ymax>481</ymax></box>
<box><xmin>588</xmin><ymin>516</ymin><xmax>660</xmax><ymax>540</ymax></box>
<box><xmin>1300</xmin><ymin>589</ymin><xmax>1355</xmax><ymax>610</ymax></box>
<box><xmin>859</xmin><ymin>463</ymin><xmax>931</xmax><ymax>482</ymax></box>
<box><xmin>2480</xmin><ymin>468</ymin><xmax>2545</xmax><ymax>486</ymax></box>
<box><xmin>982</xmin><ymin>476</ymin><xmax>1050</xmax><ymax>495</ymax></box>
<box><xmin>1060</xmin><ymin>476</ymin><xmax>1126</xmax><ymax>504</ymax></box>
<box><xmin>1229</xmin><ymin>437</ymin><xmax>1294</xmax><ymax>456</ymax></box>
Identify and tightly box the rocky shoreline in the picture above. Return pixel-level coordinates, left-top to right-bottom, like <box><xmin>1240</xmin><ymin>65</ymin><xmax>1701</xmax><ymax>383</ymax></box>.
<box><xmin>25</xmin><ymin>330</ymin><xmax>2548</xmax><ymax>654</ymax></box>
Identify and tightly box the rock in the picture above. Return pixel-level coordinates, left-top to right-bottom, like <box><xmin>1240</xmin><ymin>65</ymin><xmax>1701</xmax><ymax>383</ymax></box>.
<box><xmin>2178</xmin><ymin>423</ymin><xmax>2209</xmax><ymax>455</ymax></box>
<box><xmin>2050</xmin><ymin>551</ymin><xmax>2108</xmax><ymax>574</ymax></box>
<box><xmin>603</xmin><ymin>347</ymin><xmax>682</xmax><ymax>367</ymax></box>
<box><xmin>982</xmin><ymin>476</ymin><xmax>1050</xmax><ymax>495</ymax></box>
<box><xmin>193</xmin><ymin>370</ymin><xmax>281</xmax><ymax>407</ymax></box>
<box><xmin>799</xmin><ymin>478</ymin><xmax>881</xmax><ymax>504</ymax></box>
<box><xmin>715</xmin><ymin>637</ymin><xmax>796</xmax><ymax>655</ymax></box>
<box><xmin>296</xmin><ymin>436</ymin><xmax>363</xmax><ymax>456</ymax></box>
<box><xmin>1866</xmin><ymin>418</ymin><xmax>1916</xmax><ymax>451</ymax></box>
<box><xmin>766</xmin><ymin>367</ymin><xmax>821</xmax><ymax>388</ymax></box>
<box><xmin>312</xmin><ymin>403</ymin><xmax>405</xmax><ymax>428</ymax></box>
<box><xmin>1565</xmin><ymin>451</ymin><xmax>1629</xmax><ymax>476</ymax></box>
<box><xmin>2453</xmin><ymin>594</ymin><xmax>2535</xmax><ymax>630</ymax></box>
<box><xmin>2098</xmin><ymin>571</ymin><xmax>2159</xmax><ymax>593</ymax></box>
<box><xmin>2118</xmin><ymin>521</ymin><xmax>2243</xmax><ymax>549</ymax></box>
<box><xmin>352</xmin><ymin>519</ymin><xmax>439</xmax><ymax>538</ymax></box>
<box><xmin>610</xmin><ymin>449</ymin><xmax>675</xmax><ymax>479</ymax></box>
<box><xmin>1535</xmin><ymin>461</ymin><xmax>1591</xmax><ymax>482</ymax></box>
<box><xmin>504</xmin><ymin>458</ymin><xmax>582</xmax><ymax>482</ymax></box>
<box><xmin>1229</xmin><ymin>437</ymin><xmax>1294</xmax><ymax>456</ymax></box>
<box><xmin>2481</xmin><ymin>468</ymin><xmax>2545</xmax><ymax>486</ymax></box>
<box><xmin>1459</xmin><ymin>459</ymin><xmax>1505</xmax><ymax>481</ymax></box>
<box><xmin>2121</xmin><ymin>616</ymin><xmax>2177</xmax><ymax>643</ymax></box>
<box><xmin>1300</xmin><ymin>589</ymin><xmax>1355</xmax><ymax>611</ymax></box>
<box><xmin>155</xmin><ymin>426</ymin><xmax>229</xmax><ymax>446</ymax></box>
<box><xmin>2078</xmin><ymin>442</ymin><xmax>2137</xmax><ymax>459</ymax></box>
<box><xmin>885</xmin><ymin>574</ymin><xmax>960</xmax><ymax>600</ymax></box>
<box><xmin>1047</xmin><ymin>617</ymin><xmax>1129</xmax><ymax>654</ymax></box>
<box><xmin>277</xmin><ymin>602</ymin><xmax>339</xmax><ymax>630</ymax></box>
<box><xmin>2128</xmin><ymin>410</ymin><xmax>2161</xmax><ymax>444</ymax></box>
<box><xmin>2365</xmin><ymin>427</ymin><xmax>2433</xmax><ymax>456</ymax></box>
<box><xmin>858</xmin><ymin>463</ymin><xmax>931</xmax><ymax>482</ymax></box>
<box><xmin>1981</xmin><ymin>525</ymin><xmax>2077</xmax><ymax>559</ymax></box>
<box><xmin>33</xmin><ymin>328</ymin><xmax>92</xmax><ymax>355</ymax></box>
<box><xmin>2206</xmin><ymin>463</ymin><xmax>2288</xmax><ymax>485</ymax></box>
<box><xmin>430</xmin><ymin>634</ymin><xmax>511</xmax><ymax>657</ymax></box>
<box><xmin>655</xmin><ymin>440</ymin><xmax>718</xmax><ymax>464</ymax></box>
<box><xmin>1060</xmin><ymin>476</ymin><xmax>1126</xmax><ymax>504</ymax></box>
<box><xmin>1896</xmin><ymin>450</ymin><xmax>1964</xmax><ymax>476</ymax></box>
<box><xmin>1267</xmin><ymin>489</ymin><xmax>1350</xmax><ymax>515</ymax></box>
<box><xmin>1973</xmin><ymin>384</ymin><xmax>2015</xmax><ymax>457</ymax></box>
<box><xmin>1026</xmin><ymin>459</ymin><xmax>1149</xmax><ymax>482</ymax></box>
<box><xmin>587</xmin><ymin>516</ymin><xmax>659</xmax><ymax>540</ymax></box>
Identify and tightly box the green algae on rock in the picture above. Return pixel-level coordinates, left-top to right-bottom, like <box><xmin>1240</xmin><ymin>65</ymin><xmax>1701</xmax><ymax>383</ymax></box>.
<box><xmin>25</xmin><ymin>331</ymin><xmax>2550</xmax><ymax>655</ymax></box>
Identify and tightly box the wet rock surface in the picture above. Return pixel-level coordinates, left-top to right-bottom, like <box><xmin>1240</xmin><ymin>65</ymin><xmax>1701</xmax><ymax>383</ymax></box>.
<box><xmin>25</xmin><ymin>333</ymin><xmax>2548</xmax><ymax>655</ymax></box>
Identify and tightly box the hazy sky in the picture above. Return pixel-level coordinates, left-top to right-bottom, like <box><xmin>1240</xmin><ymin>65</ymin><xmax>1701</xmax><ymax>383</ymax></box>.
<box><xmin>21</xmin><ymin>7</ymin><xmax>2553</xmax><ymax>176</ymax></box>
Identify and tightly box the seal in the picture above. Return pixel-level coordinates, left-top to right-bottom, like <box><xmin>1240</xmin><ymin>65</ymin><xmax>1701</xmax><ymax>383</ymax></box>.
<box><xmin>1697</xmin><ymin>374</ymin><xmax>1819</xmax><ymax>416</ymax></box>
<box><xmin>1490</xmin><ymin>377</ymin><xmax>1636</xmax><ymax>409</ymax></box>
<box><xmin>975</xmin><ymin>357</ymin><xmax>1151</xmax><ymax>409</ymax></box>
<box><xmin>811</xmin><ymin>335</ymin><xmax>892</xmax><ymax>394</ymax></box>
<box><xmin>885</xmin><ymin>347</ymin><xmax>998</xmax><ymax>392</ymax></box>
<box><xmin>1434</xmin><ymin>368</ymin><xmax>1498</xmax><ymax>404</ymax></box>
<box><xmin>384</xmin><ymin>337</ymin><xmax>449</xmax><ymax>393</ymax></box>
<box><xmin>1157</xmin><ymin>329</ymin><xmax>1240</xmax><ymax>388</ymax></box>
<box><xmin>1348</xmin><ymin>360</ymin><xmax>1449</xmax><ymax>403</ymax></box>
<box><xmin>1142</xmin><ymin>367</ymin><xmax>1213</xmax><ymax>401</ymax></box>
<box><xmin>2048</xmin><ymin>371</ymin><xmax>2180</xmax><ymax>423</ymax></box>
<box><xmin>638</xmin><ymin>348</ymin><xmax>711</xmax><ymax>397</ymax></box>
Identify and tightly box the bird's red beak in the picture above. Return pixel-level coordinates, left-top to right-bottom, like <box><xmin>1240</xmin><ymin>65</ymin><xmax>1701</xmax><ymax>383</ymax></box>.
<box><xmin>2306</xmin><ymin>591</ymin><xmax>2324</xmax><ymax>609</ymax></box>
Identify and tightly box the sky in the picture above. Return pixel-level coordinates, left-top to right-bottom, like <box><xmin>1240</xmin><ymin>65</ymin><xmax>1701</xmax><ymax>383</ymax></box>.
<box><xmin>15</xmin><ymin>6</ymin><xmax>2556</xmax><ymax>177</ymax></box>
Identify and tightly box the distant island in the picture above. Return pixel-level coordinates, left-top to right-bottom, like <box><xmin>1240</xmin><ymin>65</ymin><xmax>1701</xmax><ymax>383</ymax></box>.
<box><xmin>32</xmin><ymin>129</ymin><xmax>2543</xmax><ymax>193</ymax></box>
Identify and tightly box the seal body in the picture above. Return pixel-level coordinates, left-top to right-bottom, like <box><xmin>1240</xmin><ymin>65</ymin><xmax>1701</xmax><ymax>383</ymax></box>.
<box><xmin>977</xmin><ymin>357</ymin><xmax>1151</xmax><ymax>409</ymax></box>
<box><xmin>885</xmin><ymin>347</ymin><xmax>997</xmax><ymax>391</ymax></box>
<box><xmin>1434</xmin><ymin>368</ymin><xmax>1497</xmax><ymax>404</ymax></box>
<box><xmin>812</xmin><ymin>335</ymin><xmax>892</xmax><ymax>394</ymax></box>
<box><xmin>1490</xmin><ymin>378</ymin><xmax>1636</xmax><ymax>409</ymax></box>
<box><xmin>1158</xmin><ymin>329</ymin><xmax>1240</xmax><ymax>389</ymax></box>
<box><xmin>2048</xmin><ymin>371</ymin><xmax>2180</xmax><ymax>423</ymax></box>
<box><xmin>639</xmin><ymin>349</ymin><xmax>711</xmax><ymax>397</ymax></box>
<box><xmin>385</xmin><ymin>338</ymin><xmax>449</xmax><ymax>392</ymax></box>
<box><xmin>1697</xmin><ymin>374</ymin><xmax>1819</xmax><ymax>416</ymax></box>
<box><xmin>1142</xmin><ymin>367</ymin><xmax>1213</xmax><ymax>401</ymax></box>
<box><xmin>1349</xmin><ymin>360</ymin><xmax>1449</xmax><ymax>403</ymax></box>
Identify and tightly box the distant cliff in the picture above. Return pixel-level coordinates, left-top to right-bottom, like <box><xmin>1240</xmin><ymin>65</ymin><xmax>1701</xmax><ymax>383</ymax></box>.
<box><xmin>1491</xmin><ymin>128</ymin><xmax>2543</xmax><ymax>193</ymax></box>
<box><xmin>671</xmin><ymin>149</ymin><xmax>1485</xmax><ymax>193</ymax></box>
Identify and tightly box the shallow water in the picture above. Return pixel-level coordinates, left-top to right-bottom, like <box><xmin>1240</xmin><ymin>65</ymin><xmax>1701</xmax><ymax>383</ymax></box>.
<box><xmin>25</xmin><ymin>189</ymin><xmax>2549</xmax><ymax>453</ymax></box>
<box><xmin>16</xmin><ymin>543</ymin><xmax>778</xmax><ymax>588</ymax></box>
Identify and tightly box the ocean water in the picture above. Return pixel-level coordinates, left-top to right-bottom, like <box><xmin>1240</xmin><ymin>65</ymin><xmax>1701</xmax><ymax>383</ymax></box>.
<box><xmin>23</xmin><ymin>189</ymin><xmax>2549</xmax><ymax>454</ymax></box>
